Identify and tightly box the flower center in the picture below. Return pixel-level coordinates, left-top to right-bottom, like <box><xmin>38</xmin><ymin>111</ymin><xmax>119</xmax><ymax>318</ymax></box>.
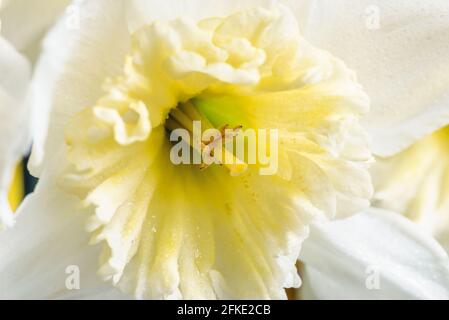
<box><xmin>164</xmin><ymin>100</ymin><xmax>248</xmax><ymax>176</ymax></box>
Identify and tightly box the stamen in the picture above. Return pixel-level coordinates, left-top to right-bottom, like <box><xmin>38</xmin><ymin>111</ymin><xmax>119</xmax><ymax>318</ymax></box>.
<box><xmin>169</xmin><ymin>108</ymin><xmax>195</xmax><ymax>133</ymax></box>
<box><xmin>165</xmin><ymin>101</ymin><xmax>248</xmax><ymax>175</ymax></box>
<box><xmin>180</xmin><ymin>101</ymin><xmax>213</xmax><ymax>131</ymax></box>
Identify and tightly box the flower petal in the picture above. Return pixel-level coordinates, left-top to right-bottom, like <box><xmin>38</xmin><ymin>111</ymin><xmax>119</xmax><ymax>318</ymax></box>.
<box><xmin>0</xmin><ymin>36</ymin><xmax>29</xmax><ymax>100</ymax></box>
<box><xmin>0</xmin><ymin>0</ymin><xmax>71</xmax><ymax>58</ymax></box>
<box><xmin>0</xmin><ymin>36</ymin><xmax>30</xmax><ymax>230</ymax></box>
<box><xmin>291</xmin><ymin>0</ymin><xmax>449</xmax><ymax>157</ymax></box>
<box><xmin>27</xmin><ymin>0</ymin><xmax>130</xmax><ymax>176</ymax></box>
<box><xmin>372</xmin><ymin>126</ymin><xmax>449</xmax><ymax>244</ymax></box>
<box><xmin>0</xmin><ymin>174</ymin><xmax>129</xmax><ymax>299</ymax></box>
<box><xmin>298</xmin><ymin>208</ymin><xmax>449</xmax><ymax>299</ymax></box>
<box><xmin>127</xmin><ymin>0</ymin><xmax>277</xmax><ymax>32</ymax></box>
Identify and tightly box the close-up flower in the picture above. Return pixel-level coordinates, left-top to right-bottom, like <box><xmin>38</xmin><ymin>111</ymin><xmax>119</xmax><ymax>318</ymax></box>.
<box><xmin>0</xmin><ymin>0</ymin><xmax>449</xmax><ymax>303</ymax></box>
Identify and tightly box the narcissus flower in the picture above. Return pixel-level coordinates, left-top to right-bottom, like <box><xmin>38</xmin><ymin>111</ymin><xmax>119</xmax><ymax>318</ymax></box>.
<box><xmin>1</xmin><ymin>0</ymin><xmax>449</xmax><ymax>300</ymax></box>
<box><xmin>43</xmin><ymin>2</ymin><xmax>374</xmax><ymax>299</ymax></box>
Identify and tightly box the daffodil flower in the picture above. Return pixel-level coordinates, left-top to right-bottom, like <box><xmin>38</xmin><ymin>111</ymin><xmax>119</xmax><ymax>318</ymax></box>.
<box><xmin>1</xmin><ymin>0</ymin><xmax>449</xmax><ymax>300</ymax></box>
<box><xmin>0</xmin><ymin>36</ymin><xmax>30</xmax><ymax>230</ymax></box>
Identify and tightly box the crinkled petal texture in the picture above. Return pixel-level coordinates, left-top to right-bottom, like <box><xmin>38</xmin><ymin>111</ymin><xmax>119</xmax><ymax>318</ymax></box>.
<box><xmin>372</xmin><ymin>126</ymin><xmax>449</xmax><ymax>252</ymax></box>
<box><xmin>292</xmin><ymin>0</ymin><xmax>449</xmax><ymax>157</ymax></box>
<box><xmin>299</xmin><ymin>208</ymin><xmax>449</xmax><ymax>300</ymax></box>
<box><xmin>59</xmin><ymin>3</ymin><xmax>372</xmax><ymax>299</ymax></box>
<box><xmin>0</xmin><ymin>36</ymin><xmax>30</xmax><ymax>230</ymax></box>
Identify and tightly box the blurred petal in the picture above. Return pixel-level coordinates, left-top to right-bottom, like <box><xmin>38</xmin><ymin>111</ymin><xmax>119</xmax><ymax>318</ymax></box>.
<box><xmin>299</xmin><ymin>208</ymin><xmax>449</xmax><ymax>299</ymax></box>
<box><xmin>293</xmin><ymin>0</ymin><xmax>449</xmax><ymax>157</ymax></box>
<box><xmin>0</xmin><ymin>0</ymin><xmax>71</xmax><ymax>58</ymax></box>
<box><xmin>0</xmin><ymin>172</ymin><xmax>128</xmax><ymax>299</ymax></box>
<box><xmin>127</xmin><ymin>0</ymin><xmax>276</xmax><ymax>32</ymax></box>
<box><xmin>28</xmin><ymin>0</ymin><xmax>130</xmax><ymax>176</ymax></box>
<box><xmin>0</xmin><ymin>36</ymin><xmax>30</xmax><ymax>229</ymax></box>
<box><xmin>372</xmin><ymin>126</ymin><xmax>449</xmax><ymax>247</ymax></box>
<box><xmin>0</xmin><ymin>36</ymin><xmax>29</xmax><ymax>99</ymax></box>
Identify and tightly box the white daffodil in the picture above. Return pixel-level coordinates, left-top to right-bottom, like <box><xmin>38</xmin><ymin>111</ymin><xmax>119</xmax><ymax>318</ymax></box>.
<box><xmin>0</xmin><ymin>36</ymin><xmax>30</xmax><ymax>230</ymax></box>
<box><xmin>372</xmin><ymin>126</ymin><xmax>449</xmax><ymax>253</ymax></box>
<box><xmin>1</xmin><ymin>0</ymin><xmax>449</xmax><ymax>300</ymax></box>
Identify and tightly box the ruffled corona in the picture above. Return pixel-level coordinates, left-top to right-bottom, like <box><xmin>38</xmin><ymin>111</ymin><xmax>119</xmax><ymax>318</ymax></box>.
<box><xmin>373</xmin><ymin>126</ymin><xmax>449</xmax><ymax>245</ymax></box>
<box><xmin>64</xmin><ymin>6</ymin><xmax>372</xmax><ymax>299</ymax></box>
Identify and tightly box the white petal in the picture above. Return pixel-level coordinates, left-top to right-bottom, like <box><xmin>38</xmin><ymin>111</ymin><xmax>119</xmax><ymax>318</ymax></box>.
<box><xmin>441</xmin><ymin>236</ymin><xmax>449</xmax><ymax>256</ymax></box>
<box><xmin>127</xmin><ymin>0</ymin><xmax>277</xmax><ymax>32</ymax></box>
<box><xmin>371</xmin><ymin>126</ymin><xmax>449</xmax><ymax>244</ymax></box>
<box><xmin>0</xmin><ymin>0</ymin><xmax>71</xmax><ymax>57</ymax></box>
<box><xmin>0</xmin><ymin>36</ymin><xmax>30</xmax><ymax>229</ymax></box>
<box><xmin>291</xmin><ymin>0</ymin><xmax>449</xmax><ymax>157</ymax></box>
<box><xmin>27</xmin><ymin>0</ymin><xmax>130</xmax><ymax>176</ymax></box>
<box><xmin>0</xmin><ymin>36</ymin><xmax>29</xmax><ymax>99</ymax></box>
<box><xmin>299</xmin><ymin>208</ymin><xmax>449</xmax><ymax>299</ymax></box>
<box><xmin>0</xmin><ymin>173</ymin><xmax>129</xmax><ymax>299</ymax></box>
